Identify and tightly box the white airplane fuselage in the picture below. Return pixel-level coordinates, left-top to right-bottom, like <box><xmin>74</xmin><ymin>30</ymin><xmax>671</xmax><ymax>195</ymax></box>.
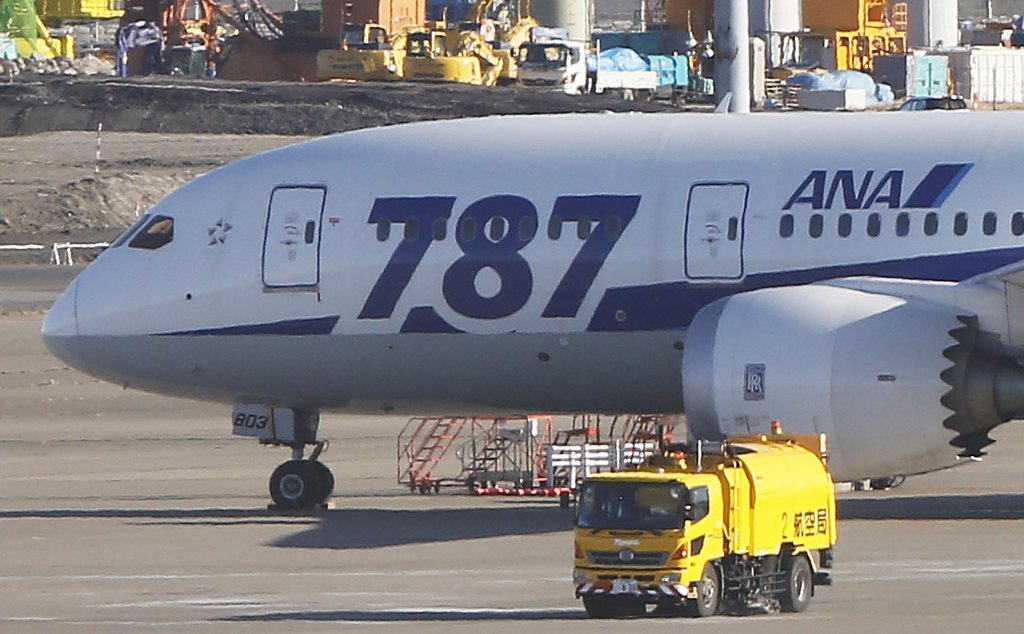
<box><xmin>42</xmin><ymin>111</ymin><xmax>1024</xmax><ymax>482</ymax></box>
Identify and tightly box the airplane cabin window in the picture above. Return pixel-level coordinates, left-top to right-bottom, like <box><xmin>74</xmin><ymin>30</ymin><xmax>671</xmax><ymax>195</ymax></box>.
<box><xmin>867</xmin><ymin>213</ymin><xmax>881</xmax><ymax>237</ymax></box>
<box><xmin>896</xmin><ymin>212</ymin><xmax>910</xmax><ymax>237</ymax></box>
<box><xmin>779</xmin><ymin>214</ymin><xmax>794</xmax><ymax>238</ymax></box>
<box><xmin>1013</xmin><ymin>212</ymin><xmax>1024</xmax><ymax>236</ymax></box>
<box><xmin>983</xmin><ymin>212</ymin><xmax>998</xmax><ymax>236</ymax></box>
<box><xmin>460</xmin><ymin>216</ymin><xmax>477</xmax><ymax>241</ymax></box>
<box><xmin>432</xmin><ymin>217</ymin><xmax>446</xmax><ymax>241</ymax></box>
<box><xmin>548</xmin><ymin>214</ymin><xmax>563</xmax><ymax>240</ymax></box>
<box><xmin>376</xmin><ymin>220</ymin><xmax>391</xmax><ymax>241</ymax></box>
<box><xmin>128</xmin><ymin>215</ymin><xmax>174</xmax><ymax>250</ymax></box>
<box><xmin>809</xmin><ymin>213</ymin><xmax>823</xmax><ymax>238</ymax></box>
<box><xmin>606</xmin><ymin>215</ymin><xmax>622</xmax><ymax>239</ymax></box>
<box><xmin>954</xmin><ymin>212</ymin><xmax>968</xmax><ymax>236</ymax></box>
<box><xmin>924</xmin><ymin>212</ymin><xmax>939</xmax><ymax>236</ymax></box>
<box><xmin>838</xmin><ymin>213</ymin><xmax>852</xmax><ymax>237</ymax></box>
<box><xmin>519</xmin><ymin>215</ymin><xmax>537</xmax><ymax>240</ymax></box>
<box><xmin>488</xmin><ymin>216</ymin><xmax>507</xmax><ymax>242</ymax></box>
<box><xmin>727</xmin><ymin>217</ymin><xmax>738</xmax><ymax>241</ymax></box>
<box><xmin>404</xmin><ymin>218</ymin><xmax>419</xmax><ymax>241</ymax></box>
<box><xmin>577</xmin><ymin>215</ymin><xmax>592</xmax><ymax>240</ymax></box>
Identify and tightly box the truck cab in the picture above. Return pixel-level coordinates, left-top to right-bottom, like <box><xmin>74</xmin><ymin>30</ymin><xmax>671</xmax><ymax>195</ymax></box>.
<box><xmin>517</xmin><ymin>40</ymin><xmax>587</xmax><ymax>94</ymax></box>
<box><xmin>573</xmin><ymin>436</ymin><xmax>836</xmax><ymax>618</ymax></box>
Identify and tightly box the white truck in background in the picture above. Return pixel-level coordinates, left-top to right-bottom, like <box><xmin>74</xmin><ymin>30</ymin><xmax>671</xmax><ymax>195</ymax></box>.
<box><xmin>518</xmin><ymin>40</ymin><xmax>659</xmax><ymax>99</ymax></box>
<box><xmin>518</xmin><ymin>40</ymin><xmax>589</xmax><ymax>94</ymax></box>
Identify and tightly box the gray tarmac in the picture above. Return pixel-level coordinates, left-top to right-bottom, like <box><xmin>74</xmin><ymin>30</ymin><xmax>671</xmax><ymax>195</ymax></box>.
<box><xmin>2</xmin><ymin>265</ymin><xmax>1024</xmax><ymax>632</ymax></box>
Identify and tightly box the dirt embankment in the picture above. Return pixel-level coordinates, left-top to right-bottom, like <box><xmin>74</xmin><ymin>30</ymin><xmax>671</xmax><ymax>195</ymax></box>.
<box><xmin>0</xmin><ymin>77</ymin><xmax>681</xmax><ymax>261</ymax></box>
<box><xmin>0</xmin><ymin>77</ymin><xmax>676</xmax><ymax>137</ymax></box>
<box><xmin>0</xmin><ymin>131</ymin><xmax>302</xmax><ymax>260</ymax></box>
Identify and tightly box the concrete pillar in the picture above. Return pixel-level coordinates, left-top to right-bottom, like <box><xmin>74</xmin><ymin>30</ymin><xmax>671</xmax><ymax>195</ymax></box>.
<box><xmin>714</xmin><ymin>0</ymin><xmax>751</xmax><ymax>113</ymax></box>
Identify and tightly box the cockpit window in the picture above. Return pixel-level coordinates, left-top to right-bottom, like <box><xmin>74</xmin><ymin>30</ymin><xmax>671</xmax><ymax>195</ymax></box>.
<box><xmin>128</xmin><ymin>215</ymin><xmax>174</xmax><ymax>250</ymax></box>
<box><xmin>110</xmin><ymin>214</ymin><xmax>152</xmax><ymax>248</ymax></box>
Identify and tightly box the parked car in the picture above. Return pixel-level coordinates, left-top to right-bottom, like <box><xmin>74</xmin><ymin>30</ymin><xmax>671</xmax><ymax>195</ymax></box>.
<box><xmin>898</xmin><ymin>96</ymin><xmax>968</xmax><ymax>111</ymax></box>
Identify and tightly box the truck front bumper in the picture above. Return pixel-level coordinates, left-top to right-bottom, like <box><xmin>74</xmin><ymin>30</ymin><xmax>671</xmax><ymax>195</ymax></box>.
<box><xmin>573</xmin><ymin>568</ymin><xmax>694</xmax><ymax>600</ymax></box>
<box><xmin>575</xmin><ymin>580</ymin><xmax>692</xmax><ymax>599</ymax></box>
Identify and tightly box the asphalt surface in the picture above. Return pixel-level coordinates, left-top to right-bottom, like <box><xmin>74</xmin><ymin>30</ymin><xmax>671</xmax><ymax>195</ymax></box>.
<box><xmin>2</xmin><ymin>268</ymin><xmax>1024</xmax><ymax>632</ymax></box>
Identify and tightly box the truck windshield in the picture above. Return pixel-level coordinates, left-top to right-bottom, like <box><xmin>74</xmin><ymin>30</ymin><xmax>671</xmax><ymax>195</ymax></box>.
<box><xmin>576</xmin><ymin>481</ymin><xmax>687</xmax><ymax>530</ymax></box>
<box><xmin>520</xmin><ymin>44</ymin><xmax>567</xmax><ymax>67</ymax></box>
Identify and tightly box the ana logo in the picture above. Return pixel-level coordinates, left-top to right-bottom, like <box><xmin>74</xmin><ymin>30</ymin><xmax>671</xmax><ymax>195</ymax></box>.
<box><xmin>783</xmin><ymin>163</ymin><xmax>973</xmax><ymax>211</ymax></box>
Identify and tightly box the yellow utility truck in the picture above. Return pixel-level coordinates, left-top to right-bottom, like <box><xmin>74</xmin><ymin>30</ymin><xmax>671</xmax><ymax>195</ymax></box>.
<box><xmin>573</xmin><ymin>434</ymin><xmax>836</xmax><ymax>618</ymax></box>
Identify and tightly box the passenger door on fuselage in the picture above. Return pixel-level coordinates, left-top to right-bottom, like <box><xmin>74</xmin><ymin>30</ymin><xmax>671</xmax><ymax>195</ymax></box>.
<box><xmin>261</xmin><ymin>186</ymin><xmax>327</xmax><ymax>290</ymax></box>
<box><xmin>684</xmin><ymin>183</ymin><xmax>749</xmax><ymax>281</ymax></box>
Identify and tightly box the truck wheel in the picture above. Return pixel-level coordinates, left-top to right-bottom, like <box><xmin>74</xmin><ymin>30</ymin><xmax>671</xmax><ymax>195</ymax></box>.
<box><xmin>689</xmin><ymin>562</ymin><xmax>720</xmax><ymax>617</ymax></box>
<box><xmin>780</xmin><ymin>555</ymin><xmax>813</xmax><ymax>612</ymax></box>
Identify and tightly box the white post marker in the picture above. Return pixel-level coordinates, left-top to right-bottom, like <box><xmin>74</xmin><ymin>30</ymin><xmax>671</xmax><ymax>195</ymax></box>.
<box><xmin>95</xmin><ymin>122</ymin><xmax>102</xmax><ymax>176</ymax></box>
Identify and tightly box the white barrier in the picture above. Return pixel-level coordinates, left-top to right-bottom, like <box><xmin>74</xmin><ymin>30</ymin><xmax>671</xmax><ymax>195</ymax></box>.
<box><xmin>50</xmin><ymin>242</ymin><xmax>109</xmax><ymax>266</ymax></box>
<box><xmin>0</xmin><ymin>244</ymin><xmax>46</xmax><ymax>251</ymax></box>
<box><xmin>1</xmin><ymin>242</ymin><xmax>109</xmax><ymax>265</ymax></box>
<box><xmin>545</xmin><ymin>441</ymin><xmax>659</xmax><ymax>488</ymax></box>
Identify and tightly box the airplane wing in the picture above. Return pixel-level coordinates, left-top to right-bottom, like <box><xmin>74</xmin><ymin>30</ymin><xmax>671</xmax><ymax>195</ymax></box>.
<box><xmin>961</xmin><ymin>259</ymin><xmax>1024</xmax><ymax>289</ymax></box>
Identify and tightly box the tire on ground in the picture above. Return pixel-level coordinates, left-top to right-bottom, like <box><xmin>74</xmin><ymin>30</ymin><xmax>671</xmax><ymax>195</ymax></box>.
<box><xmin>689</xmin><ymin>562</ymin><xmax>721</xmax><ymax>617</ymax></box>
<box><xmin>780</xmin><ymin>554</ymin><xmax>813</xmax><ymax>613</ymax></box>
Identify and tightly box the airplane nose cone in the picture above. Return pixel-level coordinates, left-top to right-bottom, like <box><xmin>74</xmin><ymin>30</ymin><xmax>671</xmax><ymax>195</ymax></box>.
<box><xmin>42</xmin><ymin>278</ymin><xmax>87</xmax><ymax>372</ymax></box>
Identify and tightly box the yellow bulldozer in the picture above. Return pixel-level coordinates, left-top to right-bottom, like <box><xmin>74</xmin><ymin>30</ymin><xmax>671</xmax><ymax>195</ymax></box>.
<box><xmin>317</xmin><ymin>0</ymin><xmax>537</xmax><ymax>86</ymax></box>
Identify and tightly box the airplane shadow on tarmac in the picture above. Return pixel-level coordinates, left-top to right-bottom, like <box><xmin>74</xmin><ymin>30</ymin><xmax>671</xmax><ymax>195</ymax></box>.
<box><xmin>838</xmin><ymin>493</ymin><xmax>1024</xmax><ymax>520</ymax></box>
<box><xmin>221</xmin><ymin>608</ymin><xmax>584</xmax><ymax>623</ymax></box>
<box><xmin>0</xmin><ymin>504</ymin><xmax>574</xmax><ymax>549</ymax></box>
<box><xmin>269</xmin><ymin>505</ymin><xmax>574</xmax><ymax>549</ymax></box>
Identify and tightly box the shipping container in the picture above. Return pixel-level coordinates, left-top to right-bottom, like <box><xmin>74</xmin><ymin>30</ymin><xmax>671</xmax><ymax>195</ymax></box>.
<box><xmin>908</xmin><ymin>53</ymin><xmax>949</xmax><ymax>97</ymax></box>
<box><xmin>321</xmin><ymin>0</ymin><xmax>425</xmax><ymax>37</ymax></box>
<box><xmin>802</xmin><ymin>0</ymin><xmax>861</xmax><ymax>33</ymax></box>
<box><xmin>873</xmin><ymin>54</ymin><xmax>908</xmax><ymax>96</ymax></box>
<box><xmin>946</xmin><ymin>47</ymin><xmax>1024</xmax><ymax>104</ymax></box>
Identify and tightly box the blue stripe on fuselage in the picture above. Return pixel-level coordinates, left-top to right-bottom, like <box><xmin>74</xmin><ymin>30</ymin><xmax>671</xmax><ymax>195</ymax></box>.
<box><xmin>903</xmin><ymin>163</ymin><xmax>973</xmax><ymax>209</ymax></box>
<box><xmin>587</xmin><ymin>246</ymin><xmax>1024</xmax><ymax>332</ymax></box>
<box><xmin>157</xmin><ymin>315</ymin><xmax>340</xmax><ymax>336</ymax></box>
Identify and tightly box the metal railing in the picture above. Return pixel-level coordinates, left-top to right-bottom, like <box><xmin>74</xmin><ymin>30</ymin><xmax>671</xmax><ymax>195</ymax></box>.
<box><xmin>545</xmin><ymin>441</ymin><xmax>659</xmax><ymax>489</ymax></box>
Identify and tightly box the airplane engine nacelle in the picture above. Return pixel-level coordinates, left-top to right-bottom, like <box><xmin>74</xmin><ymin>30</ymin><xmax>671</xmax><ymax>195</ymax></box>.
<box><xmin>682</xmin><ymin>285</ymin><xmax>1024</xmax><ymax>481</ymax></box>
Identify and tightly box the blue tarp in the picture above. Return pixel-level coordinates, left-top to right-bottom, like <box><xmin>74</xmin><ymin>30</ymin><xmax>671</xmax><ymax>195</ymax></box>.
<box><xmin>595</xmin><ymin>47</ymin><xmax>649</xmax><ymax>72</ymax></box>
<box><xmin>786</xmin><ymin>70</ymin><xmax>895</xmax><ymax>105</ymax></box>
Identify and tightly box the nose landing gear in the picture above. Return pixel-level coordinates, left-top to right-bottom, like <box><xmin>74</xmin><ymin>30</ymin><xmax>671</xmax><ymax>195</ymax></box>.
<box><xmin>268</xmin><ymin>441</ymin><xmax>335</xmax><ymax>510</ymax></box>
<box><xmin>231</xmin><ymin>404</ymin><xmax>335</xmax><ymax>511</ymax></box>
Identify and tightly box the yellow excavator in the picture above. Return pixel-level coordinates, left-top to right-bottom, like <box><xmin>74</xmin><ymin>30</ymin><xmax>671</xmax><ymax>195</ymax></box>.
<box><xmin>2</xmin><ymin>0</ymin><xmax>77</xmax><ymax>59</ymax></box>
<box><xmin>404</xmin><ymin>0</ymin><xmax>537</xmax><ymax>86</ymax></box>
<box><xmin>316</xmin><ymin>22</ymin><xmax>406</xmax><ymax>82</ymax></box>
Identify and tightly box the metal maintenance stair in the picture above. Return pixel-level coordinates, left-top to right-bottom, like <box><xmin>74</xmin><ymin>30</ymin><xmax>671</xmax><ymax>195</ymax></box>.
<box><xmin>396</xmin><ymin>417</ymin><xmax>468</xmax><ymax>493</ymax></box>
